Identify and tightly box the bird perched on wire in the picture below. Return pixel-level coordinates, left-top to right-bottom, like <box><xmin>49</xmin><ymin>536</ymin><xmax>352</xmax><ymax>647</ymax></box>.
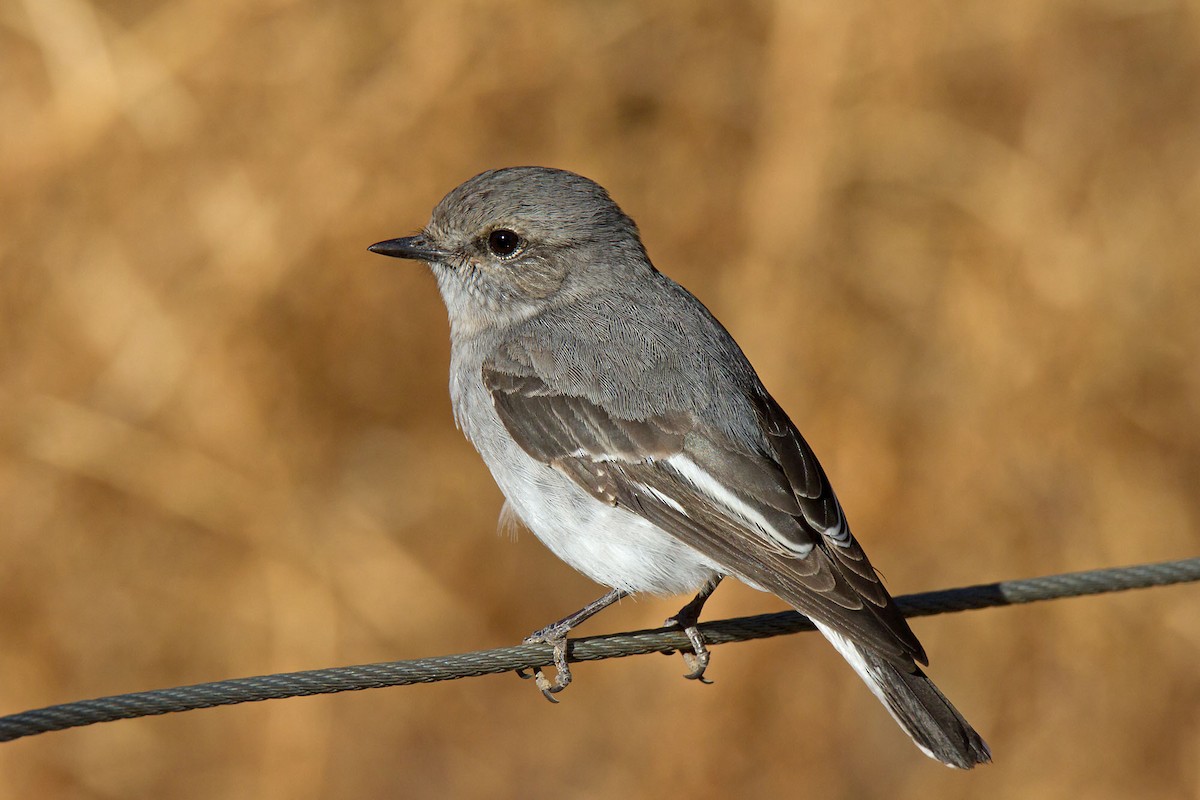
<box><xmin>369</xmin><ymin>166</ymin><xmax>990</xmax><ymax>769</ymax></box>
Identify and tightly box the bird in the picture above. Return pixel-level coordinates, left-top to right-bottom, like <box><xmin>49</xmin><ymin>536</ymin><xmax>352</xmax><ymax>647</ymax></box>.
<box><xmin>368</xmin><ymin>166</ymin><xmax>990</xmax><ymax>768</ymax></box>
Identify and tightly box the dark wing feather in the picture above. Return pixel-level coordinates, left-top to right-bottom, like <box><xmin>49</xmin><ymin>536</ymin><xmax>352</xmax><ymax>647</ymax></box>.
<box><xmin>755</xmin><ymin>392</ymin><xmax>919</xmax><ymax>647</ymax></box>
<box><xmin>484</xmin><ymin>363</ymin><xmax>926</xmax><ymax>667</ymax></box>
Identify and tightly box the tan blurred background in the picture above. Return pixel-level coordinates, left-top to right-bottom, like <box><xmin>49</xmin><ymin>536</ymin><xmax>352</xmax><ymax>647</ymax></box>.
<box><xmin>2</xmin><ymin>0</ymin><xmax>1199</xmax><ymax>797</ymax></box>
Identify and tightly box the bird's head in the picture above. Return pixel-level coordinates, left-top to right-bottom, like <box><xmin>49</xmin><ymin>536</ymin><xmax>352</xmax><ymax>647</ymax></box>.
<box><xmin>369</xmin><ymin>166</ymin><xmax>650</xmax><ymax>332</ymax></box>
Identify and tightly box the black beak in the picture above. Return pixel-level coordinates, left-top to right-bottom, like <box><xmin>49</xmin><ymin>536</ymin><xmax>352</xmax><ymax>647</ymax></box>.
<box><xmin>367</xmin><ymin>234</ymin><xmax>443</xmax><ymax>262</ymax></box>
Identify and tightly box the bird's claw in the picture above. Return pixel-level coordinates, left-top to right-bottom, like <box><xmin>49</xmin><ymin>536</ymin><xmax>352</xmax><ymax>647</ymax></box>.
<box><xmin>518</xmin><ymin>632</ymin><xmax>573</xmax><ymax>702</ymax></box>
<box><xmin>680</xmin><ymin>647</ymin><xmax>713</xmax><ymax>683</ymax></box>
<box><xmin>663</xmin><ymin>615</ymin><xmax>714</xmax><ymax>684</ymax></box>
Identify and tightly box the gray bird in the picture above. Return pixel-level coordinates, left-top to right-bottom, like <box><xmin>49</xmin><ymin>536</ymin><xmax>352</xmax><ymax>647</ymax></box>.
<box><xmin>369</xmin><ymin>166</ymin><xmax>990</xmax><ymax>769</ymax></box>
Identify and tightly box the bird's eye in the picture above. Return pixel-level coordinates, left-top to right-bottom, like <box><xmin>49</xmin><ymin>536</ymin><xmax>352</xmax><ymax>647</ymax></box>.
<box><xmin>487</xmin><ymin>229</ymin><xmax>522</xmax><ymax>258</ymax></box>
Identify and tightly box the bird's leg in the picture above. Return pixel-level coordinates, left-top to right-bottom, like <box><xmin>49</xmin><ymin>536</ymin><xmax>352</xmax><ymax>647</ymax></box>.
<box><xmin>517</xmin><ymin>588</ymin><xmax>628</xmax><ymax>702</ymax></box>
<box><xmin>663</xmin><ymin>576</ymin><xmax>723</xmax><ymax>683</ymax></box>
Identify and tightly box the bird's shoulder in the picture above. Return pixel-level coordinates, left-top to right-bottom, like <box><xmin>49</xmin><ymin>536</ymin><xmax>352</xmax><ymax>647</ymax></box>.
<box><xmin>488</xmin><ymin>273</ymin><xmax>763</xmax><ymax>430</ymax></box>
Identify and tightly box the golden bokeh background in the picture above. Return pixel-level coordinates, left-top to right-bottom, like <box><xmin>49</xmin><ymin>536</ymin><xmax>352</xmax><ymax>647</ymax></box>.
<box><xmin>2</xmin><ymin>1</ymin><xmax>1199</xmax><ymax>797</ymax></box>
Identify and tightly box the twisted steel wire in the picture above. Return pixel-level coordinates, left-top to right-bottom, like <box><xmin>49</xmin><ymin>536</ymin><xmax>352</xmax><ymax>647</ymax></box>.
<box><xmin>1</xmin><ymin>557</ymin><xmax>1197</xmax><ymax>743</ymax></box>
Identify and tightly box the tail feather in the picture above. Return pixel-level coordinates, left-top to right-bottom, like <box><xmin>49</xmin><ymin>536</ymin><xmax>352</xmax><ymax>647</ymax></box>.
<box><xmin>813</xmin><ymin>621</ymin><xmax>991</xmax><ymax>769</ymax></box>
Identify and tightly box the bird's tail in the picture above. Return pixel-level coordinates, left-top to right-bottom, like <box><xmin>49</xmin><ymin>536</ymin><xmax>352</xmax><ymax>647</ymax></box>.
<box><xmin>813</xmin><ymin>621</ymin><xmax>991</xmax><ymax>769</ymax></box>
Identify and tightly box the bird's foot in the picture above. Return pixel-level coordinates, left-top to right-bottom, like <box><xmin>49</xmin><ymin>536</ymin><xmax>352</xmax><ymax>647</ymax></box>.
<box><xmin>662</xmin><ymin>613</ymin><xmax>713</xmax><ymax>684</ymax></box>
<box><xmin>513</xmin><ymin>589</ymin><xmax>629</xmax><ymax>702</ymax></box>
<box><xmin>516</xmin><ymin>626</ymin><xmax>574</xmax><ymax>702</ymax></box>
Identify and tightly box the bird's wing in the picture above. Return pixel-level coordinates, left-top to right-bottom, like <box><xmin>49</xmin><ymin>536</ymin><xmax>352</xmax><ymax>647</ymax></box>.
<box><xmin>483</xmin><ymin>364</ymin><xmax>926</xmax><ymax>667</ymax></box>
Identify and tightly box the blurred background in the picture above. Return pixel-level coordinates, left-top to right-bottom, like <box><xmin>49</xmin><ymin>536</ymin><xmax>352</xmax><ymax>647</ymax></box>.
<box><xmin>2</xmin><ymin>0</ymin><xmax>1199</xmax><ymax>797</ymax></box>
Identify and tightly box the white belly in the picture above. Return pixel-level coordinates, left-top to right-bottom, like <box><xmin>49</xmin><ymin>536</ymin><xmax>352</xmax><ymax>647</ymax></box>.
<box><xmin>495</xmin><ymin>452</ymin><xmax>721</xmax><ymax>595</ymax></box>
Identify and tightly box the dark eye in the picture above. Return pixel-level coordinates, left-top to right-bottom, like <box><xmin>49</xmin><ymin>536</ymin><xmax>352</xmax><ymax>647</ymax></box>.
<box><xmin>487</xmin><ymin>229</ymin><xmax>522</xmax><ymax>257</ymax></box>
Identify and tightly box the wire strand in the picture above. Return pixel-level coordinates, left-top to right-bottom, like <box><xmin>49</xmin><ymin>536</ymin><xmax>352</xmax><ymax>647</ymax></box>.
<box><xmin>2</xmin><ymin>556</ymin><xmax>1197</xmax><ymax>744</ymax></box>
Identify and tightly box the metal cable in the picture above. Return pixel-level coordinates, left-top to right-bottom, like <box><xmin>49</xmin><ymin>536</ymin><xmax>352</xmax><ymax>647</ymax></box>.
<box><xmin>2</xmin><ymin>556</ymin><xmax>1197</xmax><ymax>744</ymax></box>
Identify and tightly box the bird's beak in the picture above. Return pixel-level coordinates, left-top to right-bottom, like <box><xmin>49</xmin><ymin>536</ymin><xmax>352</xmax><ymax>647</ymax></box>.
<box><xmin>367</xmin><ymin>234</ymin><xmax>444</xmax><ymax>262</ymax></box>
